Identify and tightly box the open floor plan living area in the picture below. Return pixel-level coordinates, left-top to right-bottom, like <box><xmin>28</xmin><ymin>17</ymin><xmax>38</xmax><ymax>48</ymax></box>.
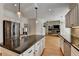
<box><xmin>0</xmin><ymin>3</ymin><xmax>79</xmax><ymax>56</ymax></box>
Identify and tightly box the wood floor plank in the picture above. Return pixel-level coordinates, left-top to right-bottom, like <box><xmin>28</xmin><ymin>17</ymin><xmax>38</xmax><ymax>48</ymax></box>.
<box><xmin>42</xmin><ymin>35</ymin><xmax>63</xmax><ymax>56</ymax></box>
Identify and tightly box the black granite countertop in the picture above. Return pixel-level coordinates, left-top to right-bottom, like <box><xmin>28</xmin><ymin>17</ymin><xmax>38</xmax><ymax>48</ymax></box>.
<box><xmin>59</xmin><ymin>35</ymin><xmax>79</xmax><ymax>52</ymax></box>
<box><xmin>0</xmin><ymin>35</ymin><xmax>44</xmax><ymax>54</ymax></box>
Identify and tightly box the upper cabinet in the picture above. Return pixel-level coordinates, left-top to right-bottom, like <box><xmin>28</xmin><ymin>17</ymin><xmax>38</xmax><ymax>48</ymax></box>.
<box><xmin>65</xmin><ymin>4</ymin><xmax>79</xmax><ymax>27</ymax></box>
<box><xmin>65</xmin><ymin>10</ymin><xmax>71</xmax><ymax>27</ymax></box>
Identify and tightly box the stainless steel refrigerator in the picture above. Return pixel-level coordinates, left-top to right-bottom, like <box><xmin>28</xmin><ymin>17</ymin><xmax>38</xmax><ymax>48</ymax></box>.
<box><xmin>3</xmin><ymin>20</ymin><xmax>20</xmax><ymax>49</ymax></box>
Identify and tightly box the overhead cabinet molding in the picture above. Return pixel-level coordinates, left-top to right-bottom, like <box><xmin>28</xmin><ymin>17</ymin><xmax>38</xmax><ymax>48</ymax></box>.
<box><xmin>65</xmin><ymin>4</ymin><xmax>79</xmax><ymax>27</ymax></box>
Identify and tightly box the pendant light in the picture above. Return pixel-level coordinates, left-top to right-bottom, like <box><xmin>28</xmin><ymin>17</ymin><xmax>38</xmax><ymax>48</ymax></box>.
<box><xmin>34</xmin><ymin>3</ymin><xmax>38</xmax><ymax>23</ymax></box>
<box><xmin>17</xmin><ymin>3</ymin><xmax>21</xmax><ymax>18</ymax></box>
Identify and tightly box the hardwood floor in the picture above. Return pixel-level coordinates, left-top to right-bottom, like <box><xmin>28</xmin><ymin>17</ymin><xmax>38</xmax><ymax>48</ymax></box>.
<box><xmin>42</xmin><ymin>34</ymin><xmax>63</xmax><ymax>56</ymax></box>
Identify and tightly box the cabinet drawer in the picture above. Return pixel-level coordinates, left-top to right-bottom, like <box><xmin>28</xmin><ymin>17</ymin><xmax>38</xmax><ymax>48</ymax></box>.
<box><xmin>35</xmin><ymin>40</ymin><xmax>41</xmax><ymax>46</ymax></box>
<box><xmin>41</xmin><ymin>37</ymin><xmax>45</xmax><ymax>48</ymax></box>
<box><xmin>27</xmin><ymin>45</ymin><xmax>34</xmax><ymax>52</ymax></box>
<box><xmin>23</xmin><ymin>50</ymin><xmax>34</xmax><ymax>56</ymax></box>
<box><xmin>23</xmin><ymin>45</ymin><xmax>34</xmax><ymax>56</ymax></box>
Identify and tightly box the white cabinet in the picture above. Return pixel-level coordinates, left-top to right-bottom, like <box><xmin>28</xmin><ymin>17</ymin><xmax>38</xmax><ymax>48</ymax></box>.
<box><xmin>65</xmin><ymin>10</ymin><xmax>71</xmax><ymax>27</ymax></box>
<box><xmin>34</xmin><ymin>40</ymin><xmax>41</xmax><ymax>56</ymax></box>
<box><xmin>70</xmin><ymin>5</ymin><xmax>78</xmax><ymax>27</ymax></box>
<box><xmin>22</xmin><ymin>37</ymin><xmax>45</xmax><ymax>56</ymax></box>
<box><xmin>64</xmin><ymin>41</ymin><xmax>71</xmax><ymax>56</ymax></box>
<box><xmin>66</xmin><ymin>4</ymin><xmax>79</xmax><ymax>27</ymax></box>
<box><xmin>34</xmin><ymin>37</ymin><xmax>45</xmax><ymax>56</ymax></box>
<box><xmin>71</xmin><ymin>46</ymin><xmax>79</xmax><ymax>56</ymax></box>
<box><xmin>41</xmin><ymin>37</ymin><xmax>45</xmax><ymax>53</ymax></box>
<box><xmin>60</xmin><ymin>37</ymin><xmax>64</xmax><ymax>54</ymax></box>
<box><xmin>22</xmin><ymin>45</ymin><xmax>34</xmax><ymax>56</ymax></box>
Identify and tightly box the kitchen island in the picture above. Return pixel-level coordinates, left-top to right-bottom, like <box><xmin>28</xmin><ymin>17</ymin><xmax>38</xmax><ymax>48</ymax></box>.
<box><xmin>0</xmin><ymin>35</ymin><xmax>45</xmax><ymax>56</ymax></box>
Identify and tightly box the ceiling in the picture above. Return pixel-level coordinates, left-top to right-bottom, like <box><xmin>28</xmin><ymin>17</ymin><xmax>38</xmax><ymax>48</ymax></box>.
<box><xmin>3</xmin><ymin>3</ymin><xmax>70</xmax><ymax>19</ymax></box>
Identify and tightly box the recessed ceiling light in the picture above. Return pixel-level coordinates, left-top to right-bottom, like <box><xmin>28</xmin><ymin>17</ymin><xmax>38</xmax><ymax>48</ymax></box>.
<box><xmin>14</xmin><ymin>4</ymin><xmax>17</xmax><ymax>6</ymax></box>
<box><xmin>48</xmin><ymin>9</ymin><xmax>52</xmax><ymax>11</ymax></box>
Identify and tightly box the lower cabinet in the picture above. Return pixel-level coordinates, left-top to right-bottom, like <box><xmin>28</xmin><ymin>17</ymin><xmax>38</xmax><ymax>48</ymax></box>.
<box><xmin>64</xmin><ymin>40</ymin><xmax>71</xmax><ymax>56</ymax></box>
<box><xmin>60</xmin><ymin>36</ymin><xmax>64</xmax><ymax>54</ymax></box>
<box><xmin>34</xmin><ymin>40</ymin><xmax>41</xmax><ymax>56</ymax></box>
<box><xmin>23</xmin><ymin>45</ymin><xmax>35</xmax><ymax>56</ymax></box>
<box><xmin>34</xmin><ymin>37</ymin><xmax>45</xmax><ymax>56</ymax></box>
<box><xmin>71</xmin><ymin>46</ymin><xmax>79</xmax><ymax>56</ymax></box>
<box><xmin>22</xmin><ymin>37</ymin><xmax>45</xmax><ymax>56</ymax></box>
<box><xmin>41</xmin><ymin>37</ymin><xmax>45</xmax><ymax>54</ymax></box>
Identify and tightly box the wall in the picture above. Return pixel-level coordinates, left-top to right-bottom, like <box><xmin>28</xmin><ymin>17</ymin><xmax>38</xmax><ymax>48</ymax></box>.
<box><xmin>36</xmin><ymin>19</ymin><xmax>45</xmax><ymax>35</ymax></box>
<box><xmin>28</xmin><ymin>18</ymin><xmax>36</xmax><ymax>35</ymax></box>
<box><xmin>0</xmin><ymin>4</ymin><xmax>28</xmax><ymax>43</ymax></box>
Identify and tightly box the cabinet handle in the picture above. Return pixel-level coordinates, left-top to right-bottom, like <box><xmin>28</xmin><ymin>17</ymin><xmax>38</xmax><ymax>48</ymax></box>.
<box><xmin>35</xmin><ymin>50</ymin><xmax>37</xmax><ymax>52</ymax></box>
<box><xmin>28</xmin><ymin>50</ymin><xmax>32</xmax><ymax>53</ymax></box>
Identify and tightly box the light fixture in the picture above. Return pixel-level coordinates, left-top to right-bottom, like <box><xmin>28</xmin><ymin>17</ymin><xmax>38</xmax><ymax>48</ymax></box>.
<box><xmin>17</xmin><ymin>3</ymin><xmax>21</xmax><ymax>18</ymax></box>
<box><xmin>48</xmin><ymin>9</ymin><xmax>51</xmax><ymax>12</ymax></box>
<box><xmin>14</xmin><ymin>4</ymin><xmax>17</xmax><ymax>6</ymax></box>
<box><xmin>34</xmin><ymin>3</ymin><xmax>38</xmax><ymax>23</ymax></box>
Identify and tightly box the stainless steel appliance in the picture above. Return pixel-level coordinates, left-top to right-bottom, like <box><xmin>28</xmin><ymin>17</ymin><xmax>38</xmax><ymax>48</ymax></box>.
<box><xmin>3</xmin><ymin>20</ymin><xmax>20</xmax><ymax>49</ymax></box>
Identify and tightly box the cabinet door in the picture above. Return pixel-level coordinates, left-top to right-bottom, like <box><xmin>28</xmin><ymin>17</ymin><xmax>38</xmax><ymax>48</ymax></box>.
<box><xmin>64</xmin><ymin>41</ymin><xmax>71</xmax><ymax>56</ymax></box>
<box><xmin>70</xmin><ymin>5</ymin><xmax>78</xmax><ymax>26</ymax></box>
<box><xmin>34</xmin><ymin>40</ymin><xmax>41</xmax><ymax>56</ymax></box>
<box><xmin>73</xmin><ymin>5</ymin><xmax>78</xmax><ymax>26</ymax></box>
<box><xmin>66</xmin><ymin>4</ymin><xmax>78</xmax><ymax>27</ymax></box>
<box><xmin>65</xmin><ymin>11</ymin><xmax>71</xmax><ymax>27</ymax></box>
<box><xmin>70</xmin><ymin>8</ymin><xmax>75</xmax><ymax>27</ymax></box>
<box><xmin>60</xmin><ymin>37</ymin><xmax>64</xmax><ymax>54</ymax></box>
<box><xmin>42</xmin><ymin>37</ymin><xmax>45</xmax><ymax>49</ymax></box>
<box><xmin>23</xmin><ymin>49</ymin><xmax>34</xmax><ymax>56</ymax></box>
<box><xmin>40</xmin><ymin>37</ymin><xmax>45</xmax><ymax>55</ymax></box>
<box><xmin>23</xmin><ymin>45</ymin><xmax>34</xmax><ymax>56</ymax></box>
